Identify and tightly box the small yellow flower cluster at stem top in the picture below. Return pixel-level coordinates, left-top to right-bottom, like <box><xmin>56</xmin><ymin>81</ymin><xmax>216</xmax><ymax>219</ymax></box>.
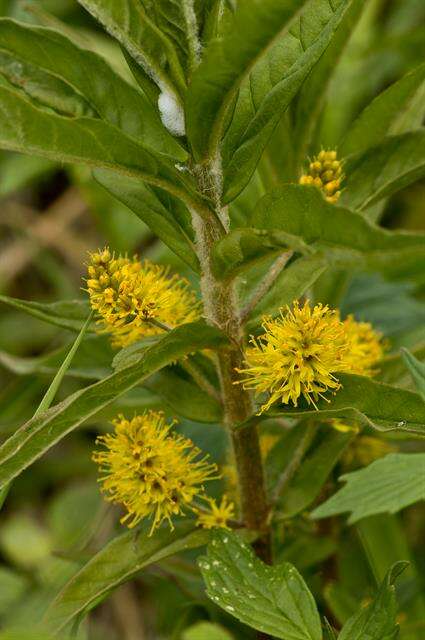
<box><xmin>93</xmin><ymin>411</ymin><xmax>233</xmax><ymax>534</ymax></box>
<box><xmin>299</xmin><ymin>149</ymin><xmax>343</xmax><ymax>203</ymax></box>
<box><xmin>195</xmin><ymin>495</ymin><xmax>235</xmax><ymax>530</ymax></box>
<box><xmin>85</xmin><ymin>248</ymin><xmax>201</xmax><ymax>347</ymax></box>
<box><xmin>237</xmin><ymin>301</ymin><xmax>385</xmax><ymax>414</ymax></box>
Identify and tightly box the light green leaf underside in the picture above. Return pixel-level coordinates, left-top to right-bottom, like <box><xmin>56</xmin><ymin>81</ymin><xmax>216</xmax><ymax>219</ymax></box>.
<box><xmin>0</xmin><ymin>18</ymin><xmax>185</xmax><ymax>159</ymax></box>
<box><xmin>0</xmin><ymin>295</ymin><xmax>93</xmax><ymax>333</ymax></box>
<box><xmin>341</xmin><ymin>63</ymin><xmax>425</xmax><ymax>156</ymax></box>
<box><xmin>0</xmin><ymin>86</ymin><xmax>186</xmax><ymax>193</ymax></box>
<box><xmin>77</xmin><ymin>0</ymin><xmax>186</xmax><ymax>97</ymax></box>
<box><xmin>199</xmin><ymin>530</ymin><xmax>322</xmax><ymax>640</ymax></box>
<box><xmin>267</xmin><ymin>373</ymin><xmax>425</xmax><ymax>434</ymax></box>
<box><xmin>0</xmin><ymin>322</ymin><xmax>227</xmax><ymax>490</ymax></box>
<box><xmin>45</xmin><ymin>522</ymin><xmax>209</xmax><ymax>633</ymax></box>
<box><xmin>312</xmin><ymin>453</ymin><xmax>425</xmax><ymax>523</ymax></box>
<box><xmin>212</xmin><ymin>185</ymin><xmax>425</xmax><ymax>280</ymax></box>
<box><xmin>341</xmin><ymin>129</ymin><xmax>425</xmax><ymax>211</ymax></box>
<box><xmin>338</xmin><ymin>562</ymin><xmax>407</xmax><ymax>639</ymax></box>
<box><xmin>401</xmin><ymin>348</ymin><xmax>425</xmax><ymax>400</ymax></box>
<box><xmin>93</xmin><ymin>169</ymin><xmax>199</xmax><ymax>271</ymax></box>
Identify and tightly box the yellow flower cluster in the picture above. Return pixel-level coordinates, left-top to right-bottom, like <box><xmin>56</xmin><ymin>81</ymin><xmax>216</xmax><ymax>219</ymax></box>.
<box><xmin>238</xmin><ymin>301</ymin><xmax>384</xmax><ymax>413</ymax></box>
<box><xmin>93</xmin><ymin>411</ymin><xmax>218</xmax><ymax>533</ymax></box>
<box><xmin>196</xmin><ymin>495</ymin><xmax>235</xmax><ymax>530</ymax></box>
<box><xmin>86</xmin><ymin>248</ymin><xmax>201</xmax><ymax>347</ymax></box>
<box><xmin>299</xmin><ymin>149</ymin><xmax>343</xmax><ymax>203</ymax></box>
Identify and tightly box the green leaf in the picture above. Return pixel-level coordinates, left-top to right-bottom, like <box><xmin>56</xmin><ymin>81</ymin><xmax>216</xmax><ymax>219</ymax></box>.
<box><xmin>267</xmin><ymin>373</ymin><xmax>425</xmax><ymax>435</ymax></box>
<box><xmin>311</xmin><ymin>453</ymin><xmax>425</xmax><ymax>523</ymax></box>
<box><xmin>341</xmin><ymin>129</ymin><xmax>425</xmax><ymax>211</ymax></box>
<box><xmin>144</xmin><ymin>367</ymin><xmax>222</xmax><ymax>423</ymax></box>
<box><xmin>45</xmin><ymin>522</ymin><xmax>209</xmax><ymax>633</ymax></box>
<box><xmin>0</xmin><ymin>321</ymin><xmax>227</xmax><ymax>489</ymax></box>
<box><xmin>212</xmin><ymin>185</ymin><xmax>425</xmax><ymax>280</ymax></box>
<box><xmin>277</xmin><ymin>428</ymin><xmax>354</xmax><ymax>518</ymax></box>
<box><xmin>338</xmin><ymin>562</ymin><xmax>408</xmax><ymax>640</ymax></box>
<box><xmin>34</xmin><ymin>312</ymin><xmax>93</xmax><ymax>417</ymax></box>
<box><xmin>182</xmin><ymin>622</ymin><xmax>234</xmax><ymax>640</ymax></box>
<box><xmin>0</xmin><ymin>18</ymin><xmax>185</xmax><ymax>159</ymax></box>
<box><xmin>186</xmin><ymin>0</ymin><xmax>308</xmax><ymax>160</ymax></box>
<box><xmin>199</xmin><ymin>530</ymin><xmax>322</xmax><ymax>640</ymax></box>
<box><xmin>93</xmin><ymin>169</ymin><xmax>199</xmax><ymax>271</ymax></box>
<box><xmin>401</xmin><ymin>348</ymin><xmax>425</xmax><ymax>399</ymax></box>
<box><xmin>0</xmin><ymin>295</ymin><xmax>93</xmax><ymax>333</ymax></box>
<box><xmin>293</xmin><ymin>0</ymin><xmax>367</xmax><ymax>164</ymax></box>
<box><xmin>0</xmin><ymin>86</ymin><xmax>189</xmax><ymax>197</ymax></box>
<box><xmin>246</xmin><ymin>255</ymin><xmax>327</xmax><ymax>328</ymax></box>
<box><xmin>341</xmin><ymin>63</ymin><xmax>425</xmax><ymax>156</ymax></box>
<box><xmin>77</xmin><ymin>0</ymin><xmax>186</xmax><ymax>98</ymax></box>
<box><xmin>0</xmin><ymin>335</ymin><xmax>113</xmax><ymax>381</ymax></box>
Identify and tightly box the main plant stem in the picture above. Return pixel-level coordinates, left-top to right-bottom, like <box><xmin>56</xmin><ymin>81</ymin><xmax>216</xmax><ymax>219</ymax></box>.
<box><xmin>192</xmin><ymin>164</ymin><xmax>270</xmax><ymax>560</ymax></box>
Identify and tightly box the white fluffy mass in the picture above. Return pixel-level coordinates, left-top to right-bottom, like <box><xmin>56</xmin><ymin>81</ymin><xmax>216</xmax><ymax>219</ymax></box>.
<box><xmin>158</xmin><ymin>91</ymin><xmax>186</xmax><ymax>137</ymax></box>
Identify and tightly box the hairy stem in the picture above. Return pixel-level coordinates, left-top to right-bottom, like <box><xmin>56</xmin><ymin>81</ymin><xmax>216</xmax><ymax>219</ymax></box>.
<box><xmin>191</xmin><ymin>163</ymin><xmax>270</xmax><ymax>559</ymax></box>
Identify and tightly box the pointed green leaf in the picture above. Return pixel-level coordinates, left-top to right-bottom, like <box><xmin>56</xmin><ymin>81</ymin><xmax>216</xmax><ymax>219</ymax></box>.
<box><xmin>246</xmin><ymin>255</ymin><xmax>327</xmax><ymax>328</ymax></box>
<box><xmin>45</xmin><ymin>522</ymin><xmax>209</xmax><ymax>633</ymax></box>
<box><xmin>0</xmin><ymin>321</ymin><xmax>227</xmax><ymax>489</ymax></box>
<box><xmin>338</xmin><ymin>562</ymin><xmax>408</xmax><ymax>640</ymax></box>
<box><xmin>267</xmin><ymin>373</ymin><xmax>425</xmax><ymax>434</ymax></box>
<box><xmin>0</xmin><ymin>295</ymin><xmax>92</xmax><ymax>333</ymax></box>
<box><xmin>341</xmin><ymin>129</ymin><xmax>425</xmax><ymax>211</ymax></box>
<box><xmin>199</xmin><ymin>530</ymin><xmax>321</xmax><ymax>640</ymax></box>
<box><xmin>312</xmin><ymin>453</ymin><xmax>425</xmax><ymax>523</ymax></box>
<box><xmin>77</xmin><ymin>0</ymin><xmax>186</xmax><ymax>98</ymax></box>
<box><xmin>401</xmin><ymin>348</ymin><xmax>425</xmax><ymax>400</ymax></box>
<box><xmin>182</xmin><ymin>622</ymin><xmax>234</xmax><ymax>640</ymax></box>
<box><xmin>0</xmin><ymin>18</ymin><xmax>185</xmax><ymax>159</ymax></box>
<box><xmin>212</xmin><ymin>185</ymin><xmax>425</xmax><ymax>280</ymax></box>
<box><xmin>93</xmin><ymin>169</ymin><xmax>199</xmax><ymax>271</ymax></box>
<box><xmin>341</xmin><ymin>63</ymin><xmax>425</xmax><ymax>156</ymax></box>
<box><xmin>186</xmin><ymin>0</ymin><xmax>308</xmax><ymax>160</ymax></box>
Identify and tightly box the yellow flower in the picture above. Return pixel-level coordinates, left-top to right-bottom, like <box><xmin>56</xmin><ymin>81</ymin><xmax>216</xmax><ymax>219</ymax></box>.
<box><xmin>341</xmin><ymin>314</ymin><xmax>385</xmax><ymax>376</ymax></box>
<box><xmin>196</xmin><ymin>495</ymin><xmax>235</xmax><ymax>530</ymax></box>
<box><xmin>299</xmin><ymin>149</ymin><xmax>343</xmax><ymax>203</ymax></box>
<box><xmin>86</xmin><ymin>247</ymin><xmax>201</xmax><ymax>347</ymax></box>
<box><xmin>238</xmin><ymin>301</ymin><xmax>350</xmax><ymax>413</ymax></box>
<box><xmin>93</xmin><ymin>411</ymin><xmax>218</xmax><ymax>533</ymax></box>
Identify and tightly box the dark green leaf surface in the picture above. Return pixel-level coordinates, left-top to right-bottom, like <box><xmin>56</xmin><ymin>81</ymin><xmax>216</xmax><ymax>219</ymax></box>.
<box><xmin>0</xmin><ymin>322</ymin><xmax>227</xmax><ymax>489</ymax></box>
<box><xmin>338</xmin><ymin>562</ymin><xmax>407</xmax><ymax>639</ymax></box>
<box><xmin>246</xmin><ymin>255</ymin><xmax>327</xmax><ymax>328</ymax></box>
<box><xmin>0</xmin><ymin>296</ymin><xmax>93</xmax><ymax>333</ymax></box>
<box><xmin>45</xmin><ymin>522</ymin><xmax>209</xmax><ymax>633</ymax></box>
<box><xmin>401</xmin><ymin>348</ymin><xmax>425</xmax><ymax>399</ymax></box>
<box><xmin>212</xmin><ymin>185</ymin><xmax>425</xmax><ymax>279</ymax></box>
<box><xmin>293</xmin><ymin>0</ymin><xmax>367</xmax><ymax>164</ymax></box>
<box><xmin>277</xmin><ymin>428</ymin><xmax>354</xmax><ymax>518</ymax></box>
<box><xmin>186</xmin><ymin>0</ymin><xmax>307</xmax><ymax>161</ymax></box>
<box><xmin>77</xmin><ymin>0</ymin><xmax>186</xmax><ymax>98</ymax></box>
<box><xmin>221</xmin><ymin>0</ymin><xmax>356</xmax><ymax>201</ymax></box>
<box><xmin>0</xmin><ymin>86</ymin><xmax>189</xmax><ymax>196</ymax></box>
<box><xmin>341</xmin><ymin>129</ymin><xmax>425</xmax><ymax>211</ymax></box>
<box><xmin>312</xmin><ymin>454</ymin><xmax>425</xmax><ymax>523</ymax></box>
<box><xmin>267</xmin><ymin>373</ymin><xmax>425</xmax><ymax>434</ymax></box>
<box><xmin>199</xmin><ymin>530</ymin><xmax>322</xmax><ymax>640</ymax></box>
<box><xmin>94</xmin><ymin>169</ymin><xmax>199</xmax><ymax>271</ymax></box>
<box><xmin>0</xmin><ymin>19</ymin><xmax>185</xmax><ymax>159</ymax></box>
<box><xmin>341</xmin><ymin>63</ymin><xmax>425</xmax><ymax>156</ymax></box>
